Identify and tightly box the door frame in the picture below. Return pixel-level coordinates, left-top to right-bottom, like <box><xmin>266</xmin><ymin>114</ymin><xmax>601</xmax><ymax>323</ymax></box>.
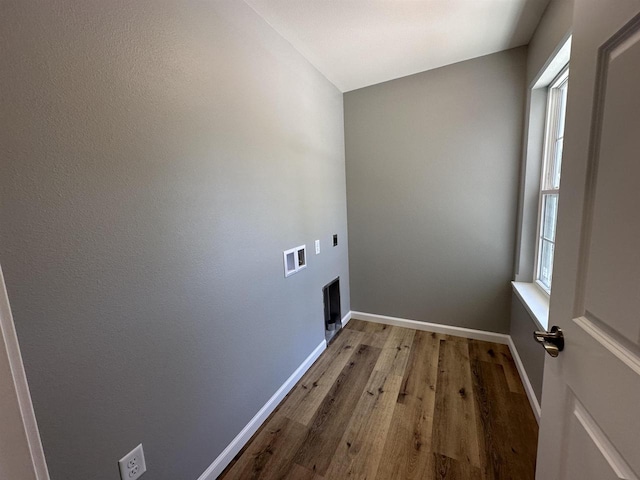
<box><xmin>0</xmin><ymin>264</ymin><xmax>50</xmax><ymax>479</ymax></box>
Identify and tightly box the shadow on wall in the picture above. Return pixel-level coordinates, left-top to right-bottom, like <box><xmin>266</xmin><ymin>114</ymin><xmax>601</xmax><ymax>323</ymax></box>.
<box><xmin>506</xmin><ymin>0</ymin><xmax>553</xmax><ymax>47</ymax></box>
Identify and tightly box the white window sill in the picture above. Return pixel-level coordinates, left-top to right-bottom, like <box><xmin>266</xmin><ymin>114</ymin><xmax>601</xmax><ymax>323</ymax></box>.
<box><xmin>512</xmin><ymin>281</ymin><xmax>549</xmax><ymax>331</ymax></box>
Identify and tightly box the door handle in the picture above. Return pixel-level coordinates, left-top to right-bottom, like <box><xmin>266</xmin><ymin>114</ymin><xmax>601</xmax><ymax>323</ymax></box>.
<box><xmin>533</xmin><ymin>326</ymin><xmax>564</xmax><ymax>357</ymax></box>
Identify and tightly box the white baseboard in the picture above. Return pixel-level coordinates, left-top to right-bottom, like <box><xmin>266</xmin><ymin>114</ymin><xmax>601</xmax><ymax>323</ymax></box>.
<box><xmin>350</xmin><ymin>311</ymin><xmax>510</xmax><ymax>345</ymax></box>
<box><xmin>507</xmin><ymin>338</ymin><xmax>542</xmax><ymax>423</ymax></box>
<box><xmin>197</xmin><ymin>340</ymin><xmax>326</xmax><ymax>480</ymax></box>
<box><xmin>341</xmin><ymin>311</ymin><xmax>352</xmax><ymax>328</ymax></box>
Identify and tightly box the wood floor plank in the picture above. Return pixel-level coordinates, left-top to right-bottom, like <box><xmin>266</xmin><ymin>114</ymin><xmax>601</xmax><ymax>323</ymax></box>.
<box><xmin>432</xmin><ymin>453</ymin><xmax>483</xmax><ymax>480</ymax></box>
<box><xmin>360</xmin><ymin>322</ymin><xmax>392</xmax><ymax>348</ymax></box>
<box><xmin>346</xmin><ymin>319</ymin><xmax>392</xmax><ymax>348</ymax></box>
<box><xmin>375</xmin><ymin>330</ymin><xmax>441</xmax><ymax>479</ymax></box>
<box><xmin>468</xmin><ymin>340</ymin><xmax>525</xmax><ymax>394</ymax></box>
<box><xmin>284</xmin><ymin>464</ymin><xmax>324</xmax><ymax>480</ymax></box>
<box><xmin>360</xmin><ymin>321</ymin><xmax>388</xmax><ymax>333</ymax></box>
<box><xmin>324</xmin><ymin>370</ymin><xmax>403</xmax><ymax>479</ymax></box>
<box><xmin>467</xmin><ymin>339</ymin><xmax>504</xmax><ymax>364</ymax></box>
<box><xmin>221</xmin><ymin>414</ymin><xmax>309</xmax><ymax>480</ymax></box>
<box><xmin>470</xmin><ymin>355</ymin><xmax>537</xmax><ymax>480</ymax></box>
<box><xmin>432</xmin><ymin>336</ymin><xmax>481</xmax><ymax>468</ymax></box>
<box><xmin>470</xmin><ymin>357</ymin><xmax>506</xmax><ymax>480</ymax></box>
<box><xmin>279</xmin><ymin>329</ymin><xmax>365</xmax><ymax>426</ymax></box>
<box><xmin>292</xmin><ymin>343</ymin><xmax>381</xmax><ymax>476</ymax></box>
<box><xmin>507</xmin><ymin>389</ymin><xmax>539</xmax><ymax>474</ymax></box>
<box><xmin>499</xmin><ymin>350</ymin><xmax>527</xmax><ymax>395</ymax></box>
<box><xmin>345</xmin><ymin>319</ymin><xmax>368</xmax><ymax>331</ymax></box>
<box><xmin>220</xmin><ymin>321</ymin><xmax>539</xmax><ymax>480</ymax></box>
<box><xmin>374</xmin><ymin>325</ymin><xmax>416</xmax><ymax>376</ymax></box>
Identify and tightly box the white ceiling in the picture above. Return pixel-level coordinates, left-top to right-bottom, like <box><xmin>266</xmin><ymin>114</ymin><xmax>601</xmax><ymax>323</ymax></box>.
<box><xmin>244</xmin><ymin>0</ymin><xmax>551</xmax><ymax>92</ymax></box>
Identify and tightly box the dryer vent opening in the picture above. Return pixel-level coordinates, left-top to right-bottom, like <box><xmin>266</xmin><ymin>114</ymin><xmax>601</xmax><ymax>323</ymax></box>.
<box><xmin>323</xmin><ymin>277</ymin><xmax>341</xmax><ymax>343</ymax></box>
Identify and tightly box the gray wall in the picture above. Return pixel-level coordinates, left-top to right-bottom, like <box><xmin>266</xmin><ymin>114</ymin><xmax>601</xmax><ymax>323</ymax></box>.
<box><xmin>510</xmin><ymin>0</ymin><xmax>574</xmax><ymax>406</ymax></box>
<box><xmin>0</xmin><ymin>2</ymin><xmax>349</xmax><ymax>479</ymax></box>
<box><xmin>344</xmin><ymin>48</ymin><xmax>526</xmax><ymax>334</ymax></box>
<box><xmin>526</xmin><ymin>0</ymin><xmax>575</xmax><ymax>85</ymax></box>
<box><xmin>510</xmin><ymin>295</ymin><xmax>545</xmax><ymax>402</ymax></box>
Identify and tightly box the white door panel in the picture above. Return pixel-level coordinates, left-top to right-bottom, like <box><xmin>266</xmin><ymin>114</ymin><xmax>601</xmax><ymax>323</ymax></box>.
<box><xmin>565</xmin><ymin>396</ymin><xmax>637</xmax><ymax>480</ymax></box>
<box><xmin>566</xmin><ymin>318</ymin><xmax>640</xmax><ymax>475</ymax></box>
<box><xmin>583</xmin><ymin>24</ymin><xmax>640</xmax><ymax>345</ymax></box>
<box><xmin>536</xmin><ymin>1</ymin><xmax>640</xmax><ymax>479</ymax></box>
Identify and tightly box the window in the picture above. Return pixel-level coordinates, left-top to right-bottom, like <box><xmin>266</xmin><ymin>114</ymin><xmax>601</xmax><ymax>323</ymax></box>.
<box><xmin>513</xmin><ymin>37</ymin><xmax>570</xmax><ymax>329</ymax></box>
<box><xmin>535</xmin><ymin>66</ymin><xmax>569</xmax><ymax>293</ymax></box>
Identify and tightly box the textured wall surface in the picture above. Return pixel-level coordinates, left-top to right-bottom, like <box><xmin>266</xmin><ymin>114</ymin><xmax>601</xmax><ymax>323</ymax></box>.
<box><xmin>344</xmin><ymin>48</ymin><xmax>526</xmax><ymax>333</ymax></box>
<box><xmin>510</xmin><ymin>294</ymin><xmax>545</xmax><ymax>402</ymax></box>
<box><xmin>0</xmin><ymin>2</ymin><xmax>349</xmax><ymax>479</ymax></box>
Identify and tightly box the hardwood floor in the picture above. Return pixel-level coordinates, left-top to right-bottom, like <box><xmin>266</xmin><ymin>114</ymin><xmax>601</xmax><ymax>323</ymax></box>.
<box><xmin>219</xmin><ymin>319</ymin><xmax>538</xmax><ymax>480</ymax></box>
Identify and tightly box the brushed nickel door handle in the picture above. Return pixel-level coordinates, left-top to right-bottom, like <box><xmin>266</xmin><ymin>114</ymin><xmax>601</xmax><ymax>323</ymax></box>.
<box><xmin>533</xmin><ymin>326</ymin><xmax>564</xmax><ymax>357</ymax></box>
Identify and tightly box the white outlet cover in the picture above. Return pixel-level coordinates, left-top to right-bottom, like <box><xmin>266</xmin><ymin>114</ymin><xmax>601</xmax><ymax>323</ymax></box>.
<box><xmin>315</xmin><ymin>239</ymin><xmax>320</xmax><ymax>254</ymax></box>
<box><xmin>119</xmin><ymin>444</ymin><xmax>146</xmax><ymax>480</ymax></box>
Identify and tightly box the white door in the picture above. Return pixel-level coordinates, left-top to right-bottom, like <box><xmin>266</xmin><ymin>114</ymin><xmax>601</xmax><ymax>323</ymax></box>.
<box><xmin>536</xmin><ymin>1</ymin><xmax>640</xmax><ymax>479</ymax></box>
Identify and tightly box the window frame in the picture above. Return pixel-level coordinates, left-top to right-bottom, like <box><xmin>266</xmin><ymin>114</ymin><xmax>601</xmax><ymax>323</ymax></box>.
<box><xmin>534</xmin><ymin>64</ymin><xmax>569</xmax><ymax>295</ymax></box>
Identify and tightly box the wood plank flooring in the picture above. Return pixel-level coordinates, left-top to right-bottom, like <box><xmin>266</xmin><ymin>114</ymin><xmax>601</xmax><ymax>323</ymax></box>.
<box><xmin>219</xmin><ymin>319</ymin><xmax>538</xmax><ymax>480</ymax></box>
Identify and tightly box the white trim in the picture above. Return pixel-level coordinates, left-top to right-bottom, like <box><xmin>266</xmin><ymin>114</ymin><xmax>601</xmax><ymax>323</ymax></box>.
<box><xmin>507</xmin><ymin>337</ymin><xmax>542</xmax><ymax>423</ymax></box>
<box><xmin>573</xmin><ymin>397</ymin><xmax>638</xmax><ymax>480</ymax></box>
<box><xmin>341</xmin><ymin>311</ymin><xmax>352</xmax><ymax>328</ymax></box>
<box><xmin>532</xmin><ymin>34</ymin><xmax>572</xmax><ymax>89</ymax></box>
<box><xmin>574</xmin><ymin>315</ymin><xmax>640</xmax><ymax>377</ymax></box>
<box><xmin>197</xmin><ymin>339</ymin><xmax>326</xmax><ymax>480</ymax></box>
<box><xmin>511</xmin><ymin>281</ymin><xmax>549</xmax><ymax>330</ymax></box>
<box><xmin>350</xmin><ymin>311</ymin><xmax>510</xmax><ymax>345</ymax></box>
<box><xmin>0</xmin><ymin>266</ymin><xmax>50</xmax><ymax>480</ymax></box>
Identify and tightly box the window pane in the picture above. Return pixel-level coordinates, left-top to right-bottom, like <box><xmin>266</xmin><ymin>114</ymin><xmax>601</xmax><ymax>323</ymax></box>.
<box><xmin>536</xmin><ymin>68</ymin><xmax>566</xmax><ymax>293</ymax></box>
<box><xmin>557</xmin><ymin>84</ymin><xmax>568</xmax><ymax>137</ymax></box>
<box><xmin>542</xmin><ymin>194</ymin><xmax>558</xmax><ymax>241</ymax></box>
<box><xmin>558</xmin><ymin>84</ymin><xmax>567</xmax><ymax>138</ymax></box>
<box><xmin>539</xmin><ymin>239</ymin><xmax>555</xmax><ymax>291</ymax></box>
<box><xmin>552</xmin><ymin>138</ymin><xmax>563</xmax><ymax>189</ymax></box>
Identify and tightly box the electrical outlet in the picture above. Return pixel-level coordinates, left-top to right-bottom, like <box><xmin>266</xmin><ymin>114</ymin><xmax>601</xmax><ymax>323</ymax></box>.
<box><xmin>119</xmin><ymin>444</ymin><xmax>146</xmax><ymax>480</ymax></box>
<box><xmin>315</xmin><ymin>239</ymin><xmax>320</xmax><ymax>254</ymax></box>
